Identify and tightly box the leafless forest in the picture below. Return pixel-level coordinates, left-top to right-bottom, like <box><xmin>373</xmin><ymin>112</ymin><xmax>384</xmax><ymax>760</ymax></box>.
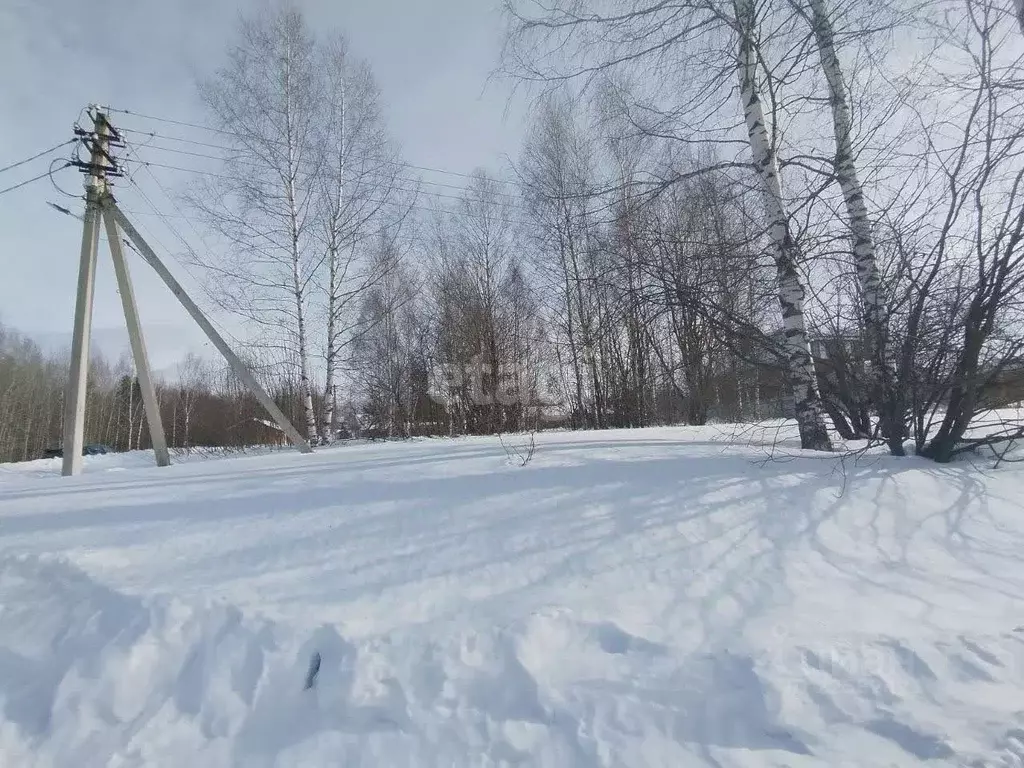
<box><xmin>3</xmin><ymin>0</ymin><xmax>1024</xmax><ymax>463</ymax></box>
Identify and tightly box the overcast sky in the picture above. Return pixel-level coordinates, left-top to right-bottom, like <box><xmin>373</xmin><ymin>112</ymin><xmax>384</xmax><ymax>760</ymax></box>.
<box><xmin>0</xmin><ymin>0</ymin><xmax>525</xmax><ymax>370</ymax></box>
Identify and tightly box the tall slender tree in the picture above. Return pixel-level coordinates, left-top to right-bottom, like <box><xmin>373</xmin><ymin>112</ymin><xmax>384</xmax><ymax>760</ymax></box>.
<box><xmin>317</xmin><ymin>37</ymin><xmax>407</xmax><ymax>441</ymax></box>
<box><xmin>734</xmin><ymin>0</ymin><xmax>832</xmax><ymax>449</ymax></box>
<box><xmin>801</xmin><ymin>0</ymin><xmax>887</xmax><ymax>442</ymax></box>
<box><xmin>191</xmin><ymin>8</ymin><xmax>323</xmax><ymax>443</ymax></box>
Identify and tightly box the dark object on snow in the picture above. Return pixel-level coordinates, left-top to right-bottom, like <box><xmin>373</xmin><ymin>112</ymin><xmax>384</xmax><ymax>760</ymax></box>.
<box><xmin>41</xmin><ymin>444</ymin><xmax>110</xmax><ymax>460</ymax></box>
<box><xmin>304</xmin><ymin>651</ymin><xmax>321</xmax><ymax>690</ymax></box>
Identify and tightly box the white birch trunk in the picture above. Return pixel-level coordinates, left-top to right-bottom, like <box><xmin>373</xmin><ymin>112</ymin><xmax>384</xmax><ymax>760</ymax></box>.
<box><xmin>808</xmin><ymin>0</ymin><xmax>884</xmax><ymax>439</ymax></box>
<box><xmin>135</xmin><ymin>403</ymin><xmax>145</xmax><ymax>451</ymax></box>
<box><xmin>293</xmin><ymin>256</ymin><xmax>318</xmax><ymax>445</ymax></box>
<box><xmin>735</xmin><ymin>0</ymin><xmax>831</xmax><ymax>450</ymax></box>
<box><xmin>323</xmin><ymin>70</ymin><xmax>346</xmax><ymax>442</ymax></box>
<box><xmin>283</xmin><ymin>50</ymin><xmax>319</xmax><ymax>446</ymax></box>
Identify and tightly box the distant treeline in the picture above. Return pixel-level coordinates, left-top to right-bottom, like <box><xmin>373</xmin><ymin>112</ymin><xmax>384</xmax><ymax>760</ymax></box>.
<box><xmin>0</xmin><ymin>321</ymin><xmax>306</xmax><ymax>463</ymax></box>
<box><xmin>0</xmin><ymin>317</ymin><xmax>797</xmax><ymax>463</ymax></box>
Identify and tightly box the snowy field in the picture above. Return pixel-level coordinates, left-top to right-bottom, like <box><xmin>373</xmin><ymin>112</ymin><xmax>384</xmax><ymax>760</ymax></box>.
<box><xmin>1</xmin><ymin>425</ymin><xmax>1023</xmax><ymax>767</ymax></box>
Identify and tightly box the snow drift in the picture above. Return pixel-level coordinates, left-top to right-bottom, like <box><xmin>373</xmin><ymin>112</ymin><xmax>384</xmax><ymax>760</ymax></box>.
<box><xmin>1</xmin><ymin>426</ymin><xmax>1023</xmax><ymax>765</ymax></box>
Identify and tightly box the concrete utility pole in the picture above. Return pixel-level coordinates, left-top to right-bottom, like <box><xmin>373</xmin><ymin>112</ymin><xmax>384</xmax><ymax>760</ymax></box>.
<box><xmin>63</xmin><ymin>108</ymin><xmax>171</xmax><ymax>475</ymax></box>
<box><xmin>62</xmin><ymin>110</ymin><xmax>108</xmax><ymax>476</ymax></box>
<box><xmin>103</xmin><ymin>210</ymin><xmax>170</xmax><ymax>466</ymax></box>
<box><xmin>60</xmin><ymin>106</ymin><xmax>312</xmax><ymax>475</ymax></box>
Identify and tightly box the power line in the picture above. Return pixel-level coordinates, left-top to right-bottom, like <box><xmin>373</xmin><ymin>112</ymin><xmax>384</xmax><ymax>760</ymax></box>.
<box><xmin>109</xmin><ymin>107</ymin><xmax>240</xmax><ymax>137</ymax></box>
<box><xmin>129</xmin><ymin>157</ymin><xmax>239</xmax><ymax>183</ymax></box>
<box><xmin>124</xmin><ymin>140</ymin><xmax>625</xmax><ymax>224</ymax></box>
<box><xmin>121</xmin><ymin>177</ymin><xmax>246</xmax><ymax>347</ymax></box>
<box><xmin>119</xmin><ymin>127</ymin><xmax>249</xmax><ymax>153</ymax></box>
<box><xmin>0</xmin><ymin>163</ymin><xmax>72</xmax><ymax>197</ymax></box>
<box><xmin>129</xmin><ymin>156</ymin><xmax>540</xmax><ymax>221</ymax></box>
<box><xmin>127</xmin><ymin>138</ymin><xmax>527</xmax><ymax>202</ymax></box>
<box><xmin>112</xmin><ymin>119</ymin><xmax>681</xmax><ymax>245</ymax></box>
<box><xmin>105</xmin><ymin>106</ymin><xmax>741</xmax><ymax>231</ymax></box>
<box><xmin>49</xmin><ymin>156</ymin><xmax>83</xmax><ymax>199</ymax></box>
<box><xmin>139</xmin><ymin>162</ymin><xmax>210</xmax><ymax>250</ymax></box>
<box><xmin>127</xmin><ymin>151</ymin><xmax>683</xmax><ymax>245</ymax></box>
<box><xmin>109</xmin><ymin>111</ymin><xmax>524</xmax><ymax>188</ymax></box>
<box><xmin>119</xmin><ymin>159</ymin><xmax>542</xmax><ymax>237</ymax></box>
<box><xmin>0</xmin><ymin>140</ymin><xmax>73</xmax><ymax>175</ymax></box>
<box><xmin>127</xmin><ymin>176</ymin><xmax>199</xmax><ymax>259</ymax></box>
<box><xmin>121</xmin><ymin>180</ymin><xmax>717</xmax><ymax>253</ymax></box>
<box><xmin>110</xmin><ymin>112</ymin><xmax>628</xmax><ymax>219</ymax></box>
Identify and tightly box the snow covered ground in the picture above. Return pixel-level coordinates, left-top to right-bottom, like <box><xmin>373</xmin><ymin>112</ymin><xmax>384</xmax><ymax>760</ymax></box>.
<box><xmin>1</xmin><ymin>424</ymin><xmax>1023</xmax><ymax>767</ymax></box>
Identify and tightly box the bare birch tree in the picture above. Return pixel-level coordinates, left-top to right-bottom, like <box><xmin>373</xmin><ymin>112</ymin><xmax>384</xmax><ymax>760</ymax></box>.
<box><xmin>731</xmin><ymin>0</ymin><xmax>831</xmax><ymax>449</ymax></box>
<box><xmin>190</xmin><ymin>8</ymin><xmax>322</xmax><ymax>444</ymax></box>
<box><xmin>428</xmin><ymin>172</ymin><xmax>526</xmax><ymax>433</ymax></box>
<box><xmin>503</xmin><ymin>0</ymin><xmax>834</xmax><ymax>448</ymax></box>
<box><xmin>887</xmin><ymin>0</ymin><xmax>1024</xmax><ymax>460</ymax></box>
<box><xmin>799</xmin><ymin>0</ymin><xmax>887</xmax><ymax>436</ymax></box>
<box><xmin>317</xmin><ymin>37</ymin><xmax>408</xmax><ymax>441</ymax></box>
<box><xmin>351</xmin><ymin>234</ymin><xmax>424</xmax><ymax>438</ymax></box>
<box><xmin>518</xmin><ymin>96</ymin><xmax>606</xmax><ymax>427</ymax></box>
